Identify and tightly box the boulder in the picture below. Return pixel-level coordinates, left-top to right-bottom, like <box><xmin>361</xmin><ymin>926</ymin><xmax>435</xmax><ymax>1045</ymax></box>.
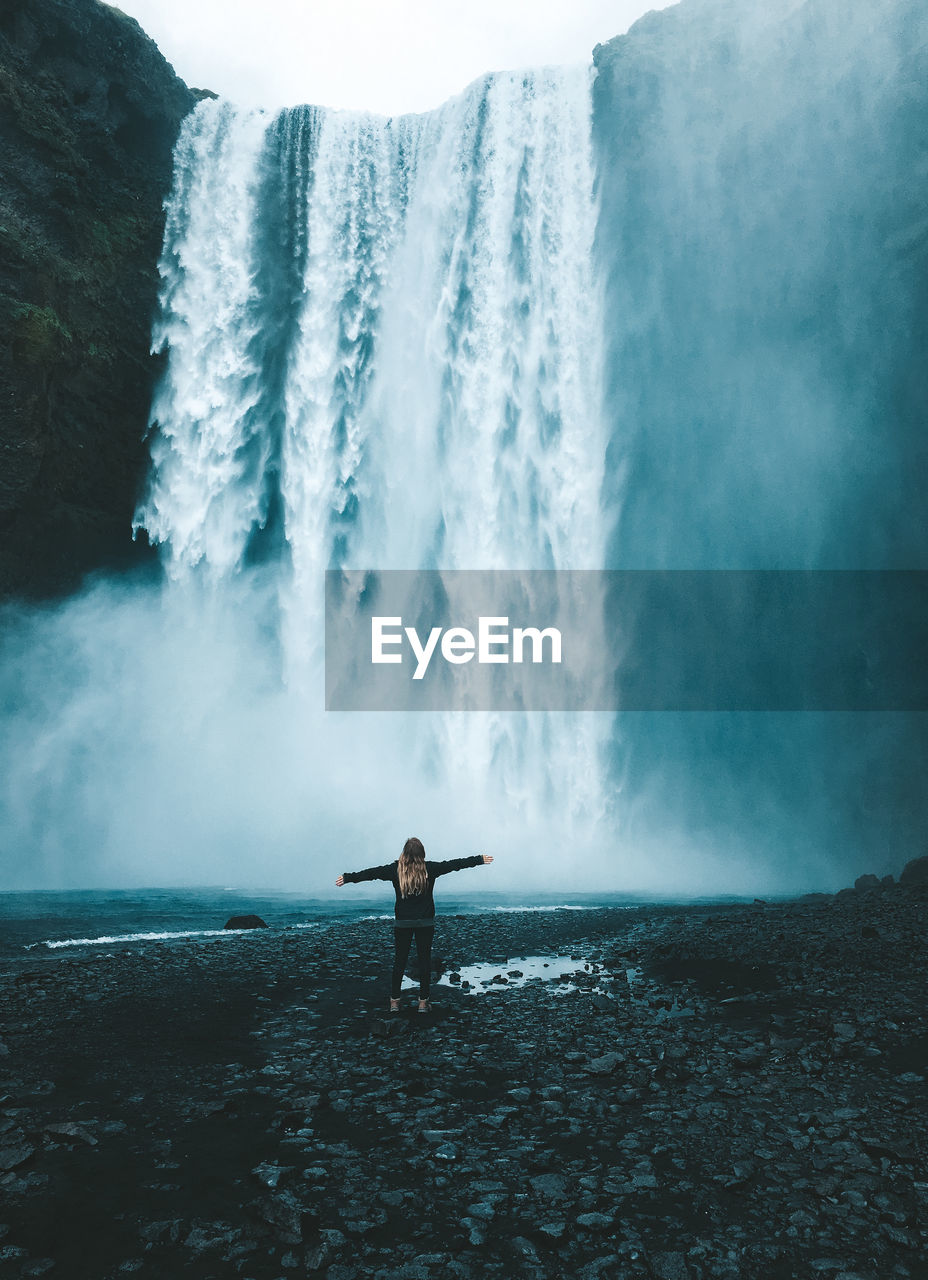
<box><xmin>223</xmin><ymin>915</ymin><xmax>268</xmax><ymax>930</ymax></box>
<box><xmin>854</xmin><ymin>874</ymin><xmax>881</xmax><ymax>892</ymax></box>
<box><xmin>899</xmin><ymin>856</ymin><xmax>928</xmax><ymax>886</ymax></box>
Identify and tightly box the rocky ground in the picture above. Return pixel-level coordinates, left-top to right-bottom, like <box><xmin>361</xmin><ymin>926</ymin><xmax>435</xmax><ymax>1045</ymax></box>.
<box><xmin>0</xmin><ymin>879</ymin><xmax>926</xmax><ymax>1280</ymax></box>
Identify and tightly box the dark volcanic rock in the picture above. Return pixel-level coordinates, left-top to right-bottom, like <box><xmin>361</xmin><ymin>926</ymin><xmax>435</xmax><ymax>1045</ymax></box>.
<box><xmin>853</xmin><ymin>874</ymin><xmax>881</xmax><ymax>892</ymax></box>
<box><xmin>0</xmin><ymin>0</ymin><xmax>196</xmax><ymax>597</ymax></box>
<box><xmin>899</xmin><ymin>854</ymin><xmax>928</xmax><ymax>886</ymax></box>
<box><xmin>1</xmin><ymin>893</ymin><xmax>927</xmax><ymax>1279</ymax></box>
<box><xmin>224</xmin><ymin>914</ymin><xmax>268</xmax><ymax>930</ymax></box>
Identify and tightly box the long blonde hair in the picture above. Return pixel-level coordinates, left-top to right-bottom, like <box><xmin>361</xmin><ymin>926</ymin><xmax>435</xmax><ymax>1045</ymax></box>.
<box><xmin>397</xmin><ymin>836</ymin><xmax>428</xmax><ymax>898</ymax></box>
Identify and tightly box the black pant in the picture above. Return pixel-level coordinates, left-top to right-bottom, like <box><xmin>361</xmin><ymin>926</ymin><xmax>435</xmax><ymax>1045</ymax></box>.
<box><xmin>392</xmin><ymin>926</ymin><xmax>434</xmax><ymax>999</ymax></box>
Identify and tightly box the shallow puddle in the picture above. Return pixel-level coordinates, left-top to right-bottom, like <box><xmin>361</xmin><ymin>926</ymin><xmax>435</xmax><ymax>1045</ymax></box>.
<box><xmin>400</xmin><ymin>954</ymin><xmax>641</xmax><ymax>994</ymax></box>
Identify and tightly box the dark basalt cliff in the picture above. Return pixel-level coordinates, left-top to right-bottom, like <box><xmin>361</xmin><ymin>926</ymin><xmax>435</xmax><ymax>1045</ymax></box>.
<box><xmin>0</xmin><ymin>0</ymin><xmax>196</xmax><ymax>597</ymax></box>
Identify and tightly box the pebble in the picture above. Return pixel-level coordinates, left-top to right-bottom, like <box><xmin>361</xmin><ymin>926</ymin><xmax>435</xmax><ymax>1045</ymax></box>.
<box><xmin>0</xmin><ymin>886</ymin><xmax>925</xmax><ymax>1278</ymax></box>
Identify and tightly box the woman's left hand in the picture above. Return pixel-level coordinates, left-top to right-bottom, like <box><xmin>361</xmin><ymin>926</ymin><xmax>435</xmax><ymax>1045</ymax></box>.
<box><xmin>335</xmin><ymin>875</ymin><xmax>345</xmax><ymax>886</ymax></box>
<box><xmin>482</xmin><ymin>855</ymin><xmax>494</xmax><ymax>864</ymax></box>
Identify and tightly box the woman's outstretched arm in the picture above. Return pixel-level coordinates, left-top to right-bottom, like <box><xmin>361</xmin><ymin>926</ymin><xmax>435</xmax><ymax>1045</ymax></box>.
<box><xmin>335</xmin><ymin>862</ymin><xmax>396</xmax><ymax>887</ymax></box>
<box><xmin>430</xmin><ymin>854</ymin><xmax>494</xmax><ymax>878</ymax></box>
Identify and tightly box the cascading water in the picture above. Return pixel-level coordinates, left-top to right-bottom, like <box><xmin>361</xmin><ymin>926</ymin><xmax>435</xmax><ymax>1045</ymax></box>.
<box><xmin>133</xmin><ymin>66</ymin><xmax>614</xmax><ymax>863</ymax></box>
<box><xmin>139</xmin><ymin>69</ymin><xmax>605</xmax><ymax>580</ymax></box>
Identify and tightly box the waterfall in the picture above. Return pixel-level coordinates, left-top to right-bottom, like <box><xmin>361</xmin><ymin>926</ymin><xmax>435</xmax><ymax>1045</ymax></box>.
<box><xmin>138</xmin><ymin>69</ymin><xmax>605</xmax><ymax>580</ymax></box>
<box><xmin>4</xmin><ymin>5</ymin><xmax>920</xmax><ymax>897</ymax></box>
<box><xmin>133</xmin><ymin>66</ymin><xmax>613</xmax><ymax>871</ymax></box>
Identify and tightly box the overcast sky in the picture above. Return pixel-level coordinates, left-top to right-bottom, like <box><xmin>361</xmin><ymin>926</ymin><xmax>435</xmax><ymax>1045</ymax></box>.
<box><xmin>111</xmin><ymin>0</ymin><xmax>676</xmax><ymax>115</ymax></box>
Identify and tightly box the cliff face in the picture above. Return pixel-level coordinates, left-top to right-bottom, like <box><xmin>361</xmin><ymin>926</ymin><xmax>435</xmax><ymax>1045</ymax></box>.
<box><xmin>0</xmin><ymin>0</ymin><xmax>195</xmax><ymax>597</ymax></box>
<box><xmin>592</xmin><ymin>0</ymin><xmax>928</xmax><ymax>570</ymax></box>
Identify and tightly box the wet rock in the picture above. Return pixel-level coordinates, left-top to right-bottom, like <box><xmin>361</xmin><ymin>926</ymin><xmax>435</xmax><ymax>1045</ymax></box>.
<box><xmin>43</xmin><ymin>1122</ymin><xmax>97</xmax><ymax>1145</ymax></box>
<box><xmin>584</xmin><ymin>1051</ymin><xmax>625</xmax><ymax>1075</ymax></box>
<box><xmin>253</xmin><ymin>1193</ymin><xmax>308</xmax><ymax>1244</ymax></box>
<box><xmin>538</xmin><ymin>1220</ymin><xmax>567</xmax><ymax>1239</ymax></box>
<box><xmin>182</xmin><ymin>1221</ymin><xmax>237</xmax><ymax>1252</ymax></box>
<box><xmin>3</xmin><ymin>884</ymin><xmax>928</xmax><ymax>1280</ymax></box>
<box><xmin>370</xmin><ymin>1017</ymin><xmax>409</xmax><ymax>1038</ymax></box>
<box><xmin>21</xmin><ymin>1259</ymin><xmax>55</xmax><ymax>1276</ymax></box>
<box><xmin>318</xmin><ymin>1228</ymin><xmax>346</xmax><ymax>1250</ymax></box>
<box><xmin>511</xmin><ymin>1236</ymin><xmax>540</xmax><ymax>1259</ymax></box>
<box><xmin>0</xmin><ymin>1143</ymin><xmax>34</xmax><ymax>1172</ymax></box>
<box><xmin>139</xmin><ymin>1221</ymin><xmax>182</xmax><ymax>1245</ymax></box>
<box><xmin>531</xmin><ymin>1173</ymin><xmax>568</xmax><ymax>1201</ymax></box>
<box><xmin>467</xmin><ymin>1201</ymin><xmax>496</xmax><ymax>1220</ymax></box>
<box><xmin>252</xmin><ymin>1162</ymin><xmax>292</xmax><ymax>1188</ymax></box>
<box><xmin>853</xmin><ymin>874</ymin><xmax>881</xmax><ymax>892</ymax></box>
<box><xmin>224</xmin><ymin>915</ymin><xmax>268</xmax><ymax>930</ymax></box>
<box><xmin>576</xmin><ymin>1211</ymin><xmax>615</xmax><ymax>1229</ymax></box>
<box><xmin>899</xmin><ymin>856</ymin><xmax>928</xmax><ymax>886</ymax></box>
<box><xmin>880</xmin><ymin>1223</ymin><xmax>918</xmax><ymax>1248</ymax></box>
<box><xmin>632</xmin><ymin>1172</ymin><xmax>659</xmax><ymax>1191</ymax></box>
<box><xmin>650</xmin><ymin>1253</ymin><xmax>691</xmax><ymax>1280</ymax></box>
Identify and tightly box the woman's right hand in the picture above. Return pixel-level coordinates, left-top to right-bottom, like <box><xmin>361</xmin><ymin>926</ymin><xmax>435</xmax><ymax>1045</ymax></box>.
<box><xmin>482</xmin><ymin>855</ymin><xmax>494</xmax><ymax>864</ymax></box>
<box><xmin>335</xmin><ymin>875</ymin><xmax>345</xmax><ymax>886</ymax></box>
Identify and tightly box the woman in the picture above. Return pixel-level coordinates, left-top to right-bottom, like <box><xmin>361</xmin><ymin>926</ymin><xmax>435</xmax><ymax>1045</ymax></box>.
<box><xmin>336</xmin><ymin>836</ymin><xmax>493</xmax><ymax>1012</ymax></box>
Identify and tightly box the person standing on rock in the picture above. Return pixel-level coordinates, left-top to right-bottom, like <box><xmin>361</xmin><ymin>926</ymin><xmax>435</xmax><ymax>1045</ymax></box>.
<box><xmin>336</xmin><ymin>837</ymin><xmax>493</xmax><ymax>1013</ymax></box>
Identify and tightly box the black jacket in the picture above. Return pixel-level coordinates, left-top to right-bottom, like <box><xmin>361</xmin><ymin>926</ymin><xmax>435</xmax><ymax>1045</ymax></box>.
<box><xmin>342</xmin><ymin>856</ymin><xmax>484</xmax><ymax>926</ymax></box>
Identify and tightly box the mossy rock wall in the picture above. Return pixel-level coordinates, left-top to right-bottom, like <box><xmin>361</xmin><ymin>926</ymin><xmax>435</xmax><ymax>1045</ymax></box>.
<box><xmin>0</xmin><ymin>0</ymin><xmax>196</xmax><ymax>597</ymax></box>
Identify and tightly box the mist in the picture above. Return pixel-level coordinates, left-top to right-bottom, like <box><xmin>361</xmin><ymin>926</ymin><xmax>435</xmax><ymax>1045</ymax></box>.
<box><xmin>0</xmin><ymin>571</ymin><xmax>781</xmax><ymax>897</ymax></box>
<box><xmin>591</xmin><ymin>0</ymin><xmax>928</xmax><ymax>887</ymax></box>
<box><xmin>4</xmin><ymin>567</ymin><xmax>892</xmax><ymax>897</ymax></box>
